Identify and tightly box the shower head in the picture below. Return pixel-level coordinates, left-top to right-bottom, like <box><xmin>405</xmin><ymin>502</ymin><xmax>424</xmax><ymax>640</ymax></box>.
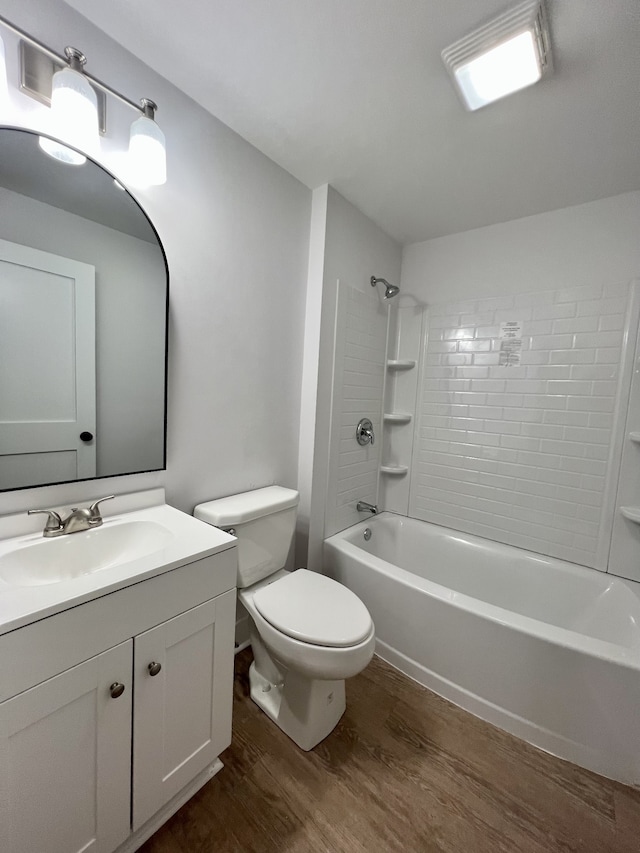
<box><xmin>370</xmin><ymin>276</ymin><xmax>400</xmax><ymax>299</ymax></box>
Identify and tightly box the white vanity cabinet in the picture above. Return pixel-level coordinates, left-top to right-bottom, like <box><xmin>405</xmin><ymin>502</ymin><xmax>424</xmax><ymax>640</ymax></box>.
<box><xmin>0</xmin><ymin>546</ymin><xmax>237</xmax><ymax>853</ymax></box>
<box><xmin>132</xmin><ymin>597</ymin><xmax>230</xmax><ymax>830</ymax></box>
<box><xmin>0</xmin><ymin>640</ymin><xmax>133</xmax><ymax>853</ymax></box>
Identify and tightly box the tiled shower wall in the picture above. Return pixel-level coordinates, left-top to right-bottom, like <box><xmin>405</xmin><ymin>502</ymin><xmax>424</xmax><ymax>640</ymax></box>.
<box><xmin>408</xmin><ymin>281</ymin><xmax>632</xmax><ymax>567</ymax></box>
<box><xmin>325</xmin><ymin>284</ymin><xmax>387</xmax><ymax>537</ymax></box>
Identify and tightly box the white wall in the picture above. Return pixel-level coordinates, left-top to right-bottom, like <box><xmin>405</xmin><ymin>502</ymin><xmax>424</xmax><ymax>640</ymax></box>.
<box><xmin>400</xmin><ymin>191</ymin><xmax>640</xmax><ymax>566</ymax></box>
<box><xmin>0</xmin><ymin>0</ymin><xmax>310</xmax><ymax>517</ymax></box>
<box><xmin>301</xmin><ymin>186</ymin><xmax>401</xmax><ymax>568</ymax></box>
<box><xmin>0</xmin><ymin>186</ymin><xmax>165</xmax><ymax>478</ymax></box>
<box><xmin>402</xmin><ymin>192</ymin><xmax>640</xmax><ymax>303</ymax></box>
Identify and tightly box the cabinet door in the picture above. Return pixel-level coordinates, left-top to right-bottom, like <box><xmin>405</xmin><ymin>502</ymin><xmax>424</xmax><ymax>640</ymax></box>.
<box><xmin>0</xmin><ymin>640</ymin><xmax>132</xmax><ymax>853</ymax></box>
<box><xmin>132</xmin><ymin>590</ymin><xmax>235</xmax><ymax>830</ymax></box>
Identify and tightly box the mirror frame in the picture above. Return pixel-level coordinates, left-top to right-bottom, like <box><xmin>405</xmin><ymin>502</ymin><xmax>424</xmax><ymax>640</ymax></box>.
<box><xmin>0</xmin><ymin>126</ymin><xmax>170</xmax><ymax>491</ymax></box>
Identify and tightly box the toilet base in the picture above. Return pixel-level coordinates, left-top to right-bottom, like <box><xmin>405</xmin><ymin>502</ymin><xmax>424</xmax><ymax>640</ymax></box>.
<box><xmin>248</xmin><ymin>661</ymin><xmax>346</xmax><ymax>751</ymax></box>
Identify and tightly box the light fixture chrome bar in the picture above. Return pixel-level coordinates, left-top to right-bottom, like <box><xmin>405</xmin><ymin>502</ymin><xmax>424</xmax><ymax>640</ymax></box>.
<box><xmin>0</xmin><ymin>12</ymin><xmax>148</xmax><ymax>115</ymax></box>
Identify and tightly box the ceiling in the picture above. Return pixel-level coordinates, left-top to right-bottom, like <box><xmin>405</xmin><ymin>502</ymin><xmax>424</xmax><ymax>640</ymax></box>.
<box><xmin>63</xmin><ymin>0</ymin><xmax>640</xmax><ymax>245</ymax></box>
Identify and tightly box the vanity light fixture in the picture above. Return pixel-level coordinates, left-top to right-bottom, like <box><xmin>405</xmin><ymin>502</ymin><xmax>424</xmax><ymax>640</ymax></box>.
<box><xmin>0</xmin><ymin>13</ymin><xmax>167</xmax><ymax>185</ymax></box>
<box><xmin>38</xmin><ymin>47</ymin><xmax>98</xmax><ymax>165</ymax></box>
<box><xmin>128</xmin><ymin>99</ymin><xmax>166</xmax><ymax>187</ymax></box>
<box><xmin>441</xmin><ymin>0</ymin><xmax>552</xmax><ymax>111</ymax></box>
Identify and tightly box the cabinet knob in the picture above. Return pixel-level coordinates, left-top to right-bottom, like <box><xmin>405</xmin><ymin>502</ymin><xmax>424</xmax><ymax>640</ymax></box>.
<box><xmin>148</xmin><ymin>662</ymin><xmax>162</xmax><ymax>677</ymax></box>
<box><xmin>109</xmin><ymin>682</ymin><xmax>125</xmax><ymax>699</ymax></box>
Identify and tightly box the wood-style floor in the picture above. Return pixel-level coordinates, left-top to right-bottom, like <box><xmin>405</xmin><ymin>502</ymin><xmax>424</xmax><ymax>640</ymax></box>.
<box><xmin>140</xmin><ymin>649</ymin><xmax>640</xmax><ymax>853</ymax></box>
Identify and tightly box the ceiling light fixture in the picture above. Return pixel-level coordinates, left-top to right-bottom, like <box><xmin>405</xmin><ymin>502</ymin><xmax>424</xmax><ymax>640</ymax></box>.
<box><xmin>441</xmin><ymin>0</ymin><xmax>552</xmax><ymax>111</ymax></box>
<box><xmin>0</xmin><ymin>14</ymin><xmax>167</xmax><ymax>185</ymax></box>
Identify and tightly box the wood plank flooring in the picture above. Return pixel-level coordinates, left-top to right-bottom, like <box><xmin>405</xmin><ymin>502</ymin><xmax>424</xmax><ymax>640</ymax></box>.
<box><xmin>140</xmin><ymin>650</ymin><xmax>640</xmax><ymax>852</ymax></box>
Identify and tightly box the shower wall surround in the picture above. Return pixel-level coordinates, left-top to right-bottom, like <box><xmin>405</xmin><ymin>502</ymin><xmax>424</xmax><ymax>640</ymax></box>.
<box><xmin>325</xmin><ymin>283</ymin><xmax>387</xmax><ymax>536</ymax></box>
<box><xmin>302</xmin><ymin>186</ymin><xmax>401</xmax><ymax>568</ymax></box>
<box><xmin>394</xmin><ymin>191</ymin><xmax>640</xmax><ymax>570</ymax></box>
<box><xmin>409</xmin><ymin>282</ymin><xmax>634</xmax><ymax>567</ymax></box>
<box><xmin>315</xmin><ymin>194</ymin><xmax>640</xmax><ymax>571</ymax></box>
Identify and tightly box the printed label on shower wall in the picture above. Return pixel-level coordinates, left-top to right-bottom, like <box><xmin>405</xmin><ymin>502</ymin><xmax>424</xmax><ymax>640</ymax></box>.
<box><xmin>498</xmin><ymin>321</ymin><xmax>523</xmax><ymax>366</ymax></box>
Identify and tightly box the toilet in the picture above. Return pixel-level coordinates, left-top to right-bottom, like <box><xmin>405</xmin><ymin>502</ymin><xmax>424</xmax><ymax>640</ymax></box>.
<box><xmin>194</xmin><ymin>486</ymin><xmax>375</xmax><ymax>751</ymax></box>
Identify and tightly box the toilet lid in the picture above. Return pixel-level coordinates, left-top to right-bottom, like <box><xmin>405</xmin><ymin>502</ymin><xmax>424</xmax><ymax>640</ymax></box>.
<box><xmin>253</xmin><ymin>569</ymin><xmax>372</xmax><ymax>648</ymax></box>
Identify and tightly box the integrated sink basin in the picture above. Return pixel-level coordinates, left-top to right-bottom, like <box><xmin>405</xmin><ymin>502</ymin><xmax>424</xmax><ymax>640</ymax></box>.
<box><xmin>0</xmin><ymin>492</ymin><xmax>237</xmax><ymax>637</ymax></box>
<box><xmin>0</xmin><ymin>519</ymin><xmax>175</xmax><ymax>587</ymax></box>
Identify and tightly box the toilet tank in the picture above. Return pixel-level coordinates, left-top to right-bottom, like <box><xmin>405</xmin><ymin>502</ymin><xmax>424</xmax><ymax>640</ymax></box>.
<box><xmin>194</xmin><ymin>486</ymin><xmax>299</xmax><ymax>588</ymax></box>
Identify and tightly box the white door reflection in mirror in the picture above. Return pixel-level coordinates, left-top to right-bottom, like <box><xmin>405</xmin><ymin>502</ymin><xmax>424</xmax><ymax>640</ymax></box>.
<box><xmin>0</xmin><ymin>239</ymin><xmax>96</xmax><ymax>489</ymax></box>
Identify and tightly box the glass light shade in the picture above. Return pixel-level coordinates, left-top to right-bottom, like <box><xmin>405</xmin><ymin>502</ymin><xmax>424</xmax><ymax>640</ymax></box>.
<box><xmin>455</xmin><ymin>30</ymin><xmax>541</xmax><ymax>110</ymax></box>
<box><xmin>38</xmin><ymin>65</ymin><xmax>99</xmax><ymax>165</ymax></box>
<box><xmin>128</xmin><ymin>114</ymin><xmax>166</xmax><ymax>187</ymax></box>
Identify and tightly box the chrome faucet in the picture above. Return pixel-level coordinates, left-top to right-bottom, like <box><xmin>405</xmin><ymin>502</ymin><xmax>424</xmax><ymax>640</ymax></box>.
<box><xmin>356</xmin><ymin>500</ymin><xmax>378</xmax><ymax>515</ymax></box>
<box><xmin>28</xmin><ymin>495</ymin><xmax>115</xmax><ymax>538</ymax></box>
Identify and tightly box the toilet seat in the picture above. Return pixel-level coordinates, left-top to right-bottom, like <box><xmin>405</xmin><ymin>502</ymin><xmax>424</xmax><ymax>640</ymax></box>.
<box><xmin>252</xmin><ymin>569</ymin><xmax>372</xmax><ymax>648</ymax></box>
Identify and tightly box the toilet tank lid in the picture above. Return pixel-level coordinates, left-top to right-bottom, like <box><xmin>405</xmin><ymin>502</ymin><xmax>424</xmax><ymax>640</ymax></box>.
<box><xmin>194</xmin><ymin>485</ymin><xmax>299</xmax><ymax>526</ymax></box>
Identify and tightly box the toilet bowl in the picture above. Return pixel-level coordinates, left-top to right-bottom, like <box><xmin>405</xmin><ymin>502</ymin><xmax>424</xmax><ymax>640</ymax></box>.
<box><xmin>241</xmin><ymin>569</ymin><xmax>375</xmax><ymax>679</ymax></box>
<box><xmin>239</xmin><ymin>568</ymin><xmax>374</xmax><ymax>750</ymax></box>
<box><xmin>194</xmin><ymin>486</ymin><xmax>375</xmax><ymax>750</ymax></box>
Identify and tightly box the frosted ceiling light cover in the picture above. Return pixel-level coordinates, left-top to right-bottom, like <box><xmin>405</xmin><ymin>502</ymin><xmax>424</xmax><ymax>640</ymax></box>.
<box><xmin>38</xmin><ymin>64</ymin><xmax>99</xmax><ymax>165</ymax></box>
<box><xmin>442</xmin><ymin>0</ymin><xmax>551</xmax><ymax>111</ymax></box>
<box><xmin>128</xmin><ymin>113</ymin><xmax>167</xmax><ymax>187</ymax></box>
<box><xmin>457</xmin><ymin>31</ymin><xmax>541</xmax><ymax>109</ymax></box>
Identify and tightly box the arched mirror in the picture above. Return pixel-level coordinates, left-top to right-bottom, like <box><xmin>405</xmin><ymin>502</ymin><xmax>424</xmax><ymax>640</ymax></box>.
<box><xmin>0</xmin><ymin>127</ymin><xmax>168</xmax><ymax>491</ymax></box>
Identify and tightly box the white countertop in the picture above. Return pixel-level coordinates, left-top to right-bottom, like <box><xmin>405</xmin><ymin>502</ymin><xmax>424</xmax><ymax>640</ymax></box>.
<box><xmin>0</xmin><ymin>501</ymin><xmax>236</xmax><ymax>636</ymax></box>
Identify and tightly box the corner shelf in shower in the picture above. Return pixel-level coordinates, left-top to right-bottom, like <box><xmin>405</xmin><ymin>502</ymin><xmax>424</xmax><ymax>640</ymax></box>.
<box><xmin>387</xmin><ymin>359</ymin><xmax>416</xmax><ymax>371</ymax></box>
<box><xmin>383</xmin><ymin>412</ymin><xmax>412</xmax><ymax>424</ymax></box>
<box><xmin>629</xmin><ymin>432</ymin><xmax>640</xmax><ymax>444</ymax></box>
<box><xmin>380</xmin><ymin>465</ymin><xmax>409</xmax><ymax>476</ymax></box>
<box><xmin>620</xmin><ymin>506</ymin><xmax>640</xmax><ymax>524</ymax></box>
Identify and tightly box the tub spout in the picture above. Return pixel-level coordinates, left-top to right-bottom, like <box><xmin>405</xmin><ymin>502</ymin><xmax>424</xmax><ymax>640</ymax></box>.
<box><xmin>357</xmin><ymin>500</ymin><xmax>378</xmax><ymax>514</ymax></box>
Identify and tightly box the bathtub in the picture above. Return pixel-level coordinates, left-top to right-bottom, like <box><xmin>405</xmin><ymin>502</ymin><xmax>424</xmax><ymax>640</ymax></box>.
<box><xmin>324</xmin><ymin>512</ymin><xmax>640</xmax><ymax>786</ymax></box>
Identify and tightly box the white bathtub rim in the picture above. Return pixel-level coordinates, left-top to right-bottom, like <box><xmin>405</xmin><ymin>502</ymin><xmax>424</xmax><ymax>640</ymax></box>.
<box><xmin>325</xmin><ymin>529</ymin><xmax>640</xmax><ymax>671</ymax></box>
<box><xmin>342</xmin><ymin>510</ymin><xmax>636</xmax><ymax>584</ymax></box>
<box><xmin>374</xmin><ymin>639</ymin><xmax>640</xmax><ymax>788</ymax></box>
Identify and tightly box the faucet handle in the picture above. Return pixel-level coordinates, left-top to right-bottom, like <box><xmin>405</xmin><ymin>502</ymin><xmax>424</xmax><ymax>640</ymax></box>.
<box><xmin>356</xmin><ymin>418</ymin><xmax>375</xmax><ymax>446</ymax></box>
<box><xmin>88</xmin><ymin>495</ymin><xmax>115</xmax><ymax>520</ymax></box>
<box><xmin>27</xmin><ymin>508</ymin><xmax>63</xmax><ymax>533</ymax></box>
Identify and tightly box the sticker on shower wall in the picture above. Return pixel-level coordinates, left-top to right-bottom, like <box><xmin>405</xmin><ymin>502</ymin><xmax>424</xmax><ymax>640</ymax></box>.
<box><xmin>498</xmin><ymin>320</ymin><xmax>523</xmax><ymax>366</ymax></box>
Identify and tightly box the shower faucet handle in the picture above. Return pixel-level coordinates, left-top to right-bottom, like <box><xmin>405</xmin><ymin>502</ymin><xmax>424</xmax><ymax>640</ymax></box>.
<box><xmin>356</xmin><ymin>418</ymin><xmax>375</xmax><ymax>446</ymax></box>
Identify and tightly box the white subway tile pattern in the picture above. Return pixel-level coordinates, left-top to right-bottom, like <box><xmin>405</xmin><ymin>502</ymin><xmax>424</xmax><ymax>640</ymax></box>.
<box><xmin>327</xmin><ymin>287</ymin><xmax>387</xmax><ymax>536</ymax></box>
<box><xmin>409</xmin><ymin>283</ymin><xmax>630</xmax><ymax>566</ymax></box>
